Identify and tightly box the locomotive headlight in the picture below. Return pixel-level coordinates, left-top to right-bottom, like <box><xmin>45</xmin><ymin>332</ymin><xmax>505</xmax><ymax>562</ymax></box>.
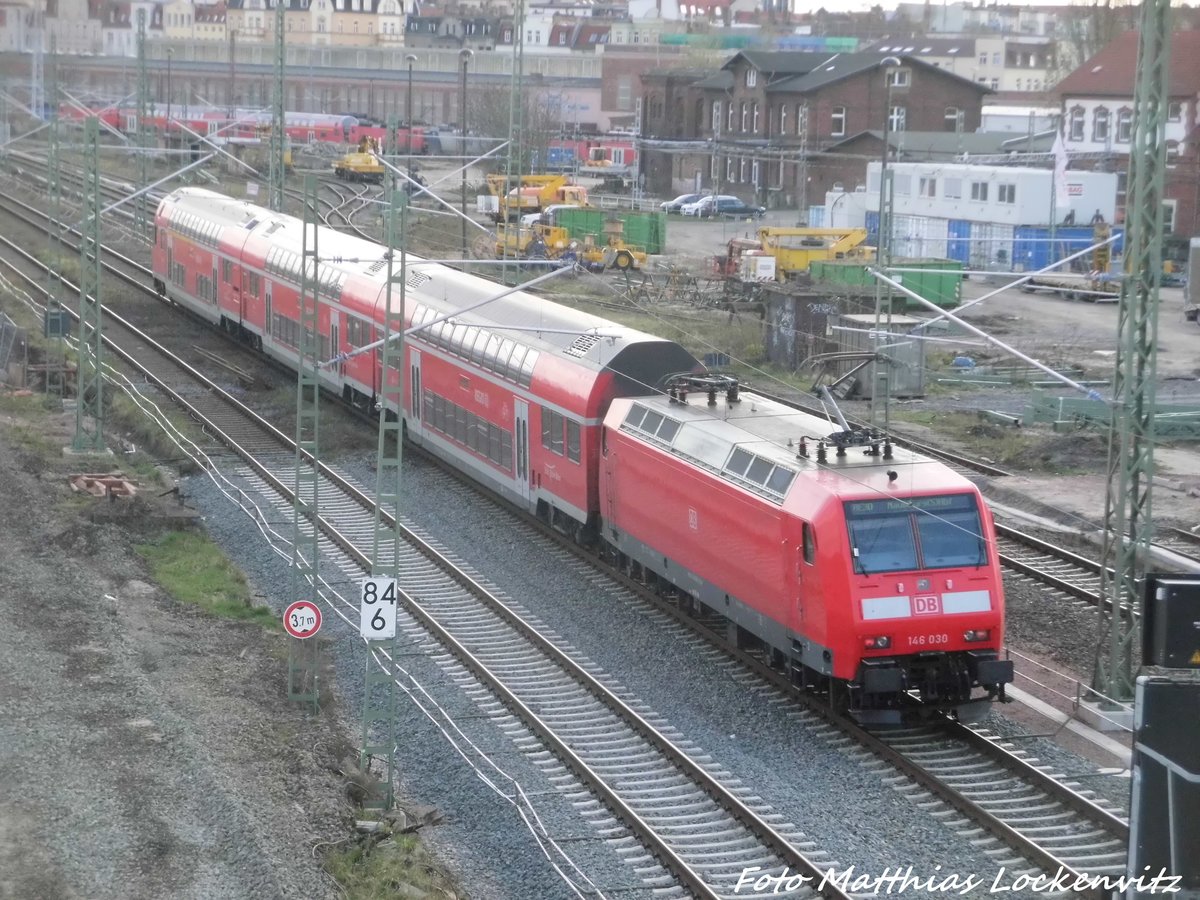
<box><xmin>963</xmin><ymin>629</ymin><xmax>991</xmax><ymax>642</ymax></box>
<box><xmin>864</xmin><ymin>635</ymin><xmax>891</xmax><ymax>650</ymax></box>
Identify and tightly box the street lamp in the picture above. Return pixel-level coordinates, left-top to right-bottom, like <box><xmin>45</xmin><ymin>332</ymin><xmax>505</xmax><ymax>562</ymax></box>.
<box><xmin>459</xmin><ymin>48</ymin><xmax>473</xmax><ymax>264</ymax></box>
<box><xmin>165</xmin><ymin>48</ymin><xmax>174</xmax><ymax>142</ymax></box>
<box><xmin>405</xmin><ymin>54</ymin><xmax>418</xmax><ymax>182</ymax></box>
<box><xmin>871</xmin><ymin>55</ymin><xmax>902</xmax><ymax>430</ymax></box>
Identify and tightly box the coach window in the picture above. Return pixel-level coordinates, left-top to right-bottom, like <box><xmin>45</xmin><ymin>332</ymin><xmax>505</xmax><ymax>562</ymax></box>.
<box><xmin>566</xmin><ymin>420</ymin><xmax>581</xmax><ymax>463</ymax></box>
<box><xmin>802</xmin><ymin>522</ymin><xmax>815</xmax><ymax>564</ymax></box>
<box><xmin>222</xmin><ymin>259</ymin><xmax>233</xmax><ymax>283</ymax></box>
<box><xmin>541</xmin><ymin>407</ymin><xmax>565</xmax><ymax>455</ymax></box>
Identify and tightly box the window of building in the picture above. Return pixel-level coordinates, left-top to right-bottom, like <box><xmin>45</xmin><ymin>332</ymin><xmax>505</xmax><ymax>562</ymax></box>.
<box><xmin>1092</xmin><ymin>107</ymin><xmax>1109</xmax><ymax>143</ymax></box>
<box><xmin>779</xmin><ymin>104</ymin><xmax>787</xmax><ymax>135</ymax></box>
<box><xmin>710</xmin><ymin>154</ymin><xmax>719</xmax><ymax>180</ymax></box>
<box><xmin>558</xmin><ymin>30</ymin><xmax>567</xmax><ymax>44</ymax></box>
<box><xmin>831</xmin><ymin>105</ymin><xmax>845</xmax><ymax>137</ymax></box>
<box><xmin>888</xmin><ymin>105</ymin><xmax>906</xmax><ymax>132</ymax></box>
<box><xmin>998</xmin><ymin>183</ymin><xmax>1016</xmax><ymax>204</ymax></box>
<box><xmin>745</xmin><ymin>68</ymin><xmax>757</xmax><ymax>88</ymax></box>
<box><xmin>978</xmin><ymin>52</ymin><xmax>988</xmax><ymax>65</ymax></box>
<box><xmin>992</xmin><ymin>51</ymin><xmax>1001</xmax><ymax>65</ymax></box>
<box><xmin>712</xmin><ymin>100</ymin><xmax>721</xmax><ymax>132</ymax></box>
<box><xmin>739</xmin><ymin>157</ymin><xmax>747</xmax><ymax>183</ymax></box>
<box><xmin>616</xmin><ymin>75</ymin><xmax>632</xmax><ymax>111</ymax></box>
<box><xmin>1162</xmin><ymin>199</ymin><xmax>1177</xmax><ymax>232</ymax></box>
<box><xmin>751</xmin><ymin>158</ymin><xmax>760</xmax><ymax>185</ymax></box>
<box><xmin>887</xmin><ymin>69</ymin><xmax>910</xmax><ymax>87</ymax></box>
<box><xmin>726</xmin><ymin>156</ymin><xmax>736</xmax><ymax>182</ymax></box>
<box><xmin>970</xmin><ymin>181</ymin><xmax>988</xmax><ymax>201</ymax></box>
<box><xmin>1068</xmin><ymin>106</ymin><xmax>1084</xmax><ymax>141</ymax></box>
<box><xmin>944</xmin><ymin>106</ymin><xmax>961</xmax><ymax>132</ymax></box>
<box><xmin>1167</xmin><ymin>101</ymin><xmax>1182</xmax><ymax>122</ymax></box>
<box><xmin>740</xmin><ymin>101</ymin><xmax>748</xmax><ymax>132</ymax></box>
<box><xmin>943</xmin><ymin>177</ymin><xmax>962</xmax><ymax>199</ymax></box>
<box><xmin>892</xmin><ymin>173</ymin><xmax>911</xmax><ymax>196</ymax></box>
<box><xmin>918</xmin><ymin>177</ymin><xmax>936</xmax><ymax>197</ymax></box>
<box><xmin>752</xmin><ymin>102</ymin><xmax>759</xmax><ymax>133</ymax></box>
<box><xmin>727</xmin><ymin>102</ymin><xmax>734</xmax><ymax>132</ymax></box>
<box><xmin>797</xmin><ymin>104</ymin><xmax>806</xmax><ymax>135</ymax></box>
<box><xmin>990</xmin><ymin>78</ymin><xmax>999</xmax><ymax>90</ymax></box>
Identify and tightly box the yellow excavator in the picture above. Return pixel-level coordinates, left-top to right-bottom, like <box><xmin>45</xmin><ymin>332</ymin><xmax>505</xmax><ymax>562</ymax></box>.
<box><xmin>333</xmin><ymin>136</ymin><xmax>385</xmax><ymax>184</ymax></box>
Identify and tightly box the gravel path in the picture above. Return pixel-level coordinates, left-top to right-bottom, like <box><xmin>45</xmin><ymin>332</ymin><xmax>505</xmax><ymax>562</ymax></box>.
<box><xmin>0</xmin><ymin>413</ymin><xmax>349</xmax><ymax>900</ymax></box>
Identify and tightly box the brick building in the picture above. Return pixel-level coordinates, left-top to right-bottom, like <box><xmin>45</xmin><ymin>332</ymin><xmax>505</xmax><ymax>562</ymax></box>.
<box><xmin>640</xmin><ymin>50</ymin><xmax>989</xmax><ymax>209</ymax></box>
<box><xmin>1054</xmin><ymin>29</ymin><xmax>1200</xmax><ymax>242</ymax></box>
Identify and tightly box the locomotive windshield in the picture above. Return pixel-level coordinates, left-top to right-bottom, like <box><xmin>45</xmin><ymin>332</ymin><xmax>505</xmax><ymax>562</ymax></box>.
<box><xmin>844</xmin><ymin>494</ymin><xmax>986</xmax><ymax>574</ymax></box>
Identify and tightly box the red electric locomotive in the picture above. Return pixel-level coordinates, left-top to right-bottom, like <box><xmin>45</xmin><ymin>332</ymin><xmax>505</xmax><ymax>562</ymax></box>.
<box><xmin>152</xmin><ymin>188</ymin><xmax>1013</xmax><ymax>721</ymax></box>
<box><xmin>599</xmin><ymin>383</ymin><xmax>1012</xmax><ymax>723</ymax></box>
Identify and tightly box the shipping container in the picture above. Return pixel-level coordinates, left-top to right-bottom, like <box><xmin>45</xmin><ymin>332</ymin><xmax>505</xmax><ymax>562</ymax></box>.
<box><xmin>969</xmin><ymin>222</ymin><xmax>1014</xmax><ymax>270</ymax></box>
<box><xmin>947</xmin><ymin>219</ymin><xmax>971</xmax><ymax>265</ymax></box>
<box><xmin>1011</xmin><ymin>225</ymin><xmax>1125</xmax><ymax>272</ymax></box>
<box><xmin>892</xmin><ymin>215</ymin><xmax>949</xmax><ymax>259</ymax></box>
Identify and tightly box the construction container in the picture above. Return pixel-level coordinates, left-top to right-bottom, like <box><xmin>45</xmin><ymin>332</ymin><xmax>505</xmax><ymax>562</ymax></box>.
<box><xmin>1011</xmin><ymin>226</ymin><xmax>1126</xmax><ymax>272</ymax></box>
<box><xmin>830</xmin><ymin>312</ymin><xmax>926</xmax><ymax>399</ymax></box>
<box><xmin>555</xmin><ymin>208</ymin><xmax>666</xmax><ymax>254</ymax></box>
<box><xmin>808</xmin><ymin>258</ymin><xmax>963</xmax><ymax>309</ymax></box>
<box><xmin>762</xmin><ymin>289</ymin><xmax>851</xmax><ymax>371</ymax></box>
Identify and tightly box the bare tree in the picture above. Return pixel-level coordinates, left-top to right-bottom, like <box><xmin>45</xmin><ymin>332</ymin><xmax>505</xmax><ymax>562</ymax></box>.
<box><xmin>1052</xmin><ymin>1</ymin><xmax>1136</xmax><ymax>84</ymax></box>
<box><xmin>468</xmin><ymin>82</ymin><xmax>568</xmax><ymax>175</ymax></box>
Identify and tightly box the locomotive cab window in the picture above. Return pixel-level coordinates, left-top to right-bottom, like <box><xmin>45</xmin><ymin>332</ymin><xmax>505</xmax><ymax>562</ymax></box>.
<box><xmin>844</xmin><ymin>494</ymin><xmax>984</xmax><ymax>575</ymax></box>
<box><xmin>802</xmin><ymin>522</ymin><xmax>815</xmax><ymax>564</ymax></box>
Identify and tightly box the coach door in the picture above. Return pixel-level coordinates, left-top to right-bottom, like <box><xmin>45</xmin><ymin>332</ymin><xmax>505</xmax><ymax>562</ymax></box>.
<box><xmin>514</xmin><ymin>399</ymin><xmax>530</xmax><ymax>504</ymax></box>
<box><xmin>408</xmin><ymin>349</ymin><xmax>422</xmax><ymax>431</ymax></box>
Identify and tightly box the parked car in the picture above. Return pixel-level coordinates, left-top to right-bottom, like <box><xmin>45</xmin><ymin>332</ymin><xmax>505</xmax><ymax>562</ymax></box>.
<box><xmin>520</xmin><ymin>203</ymin><xmax>581</xmax><ymax>228</ymax></box>
<box><xmin>700</xmin><ymin>197</ymin><xmax>766</xmax><ymax>220</ymax></box>
<box><xmin>680</xmin><ymin>194</ymin><xmax>737</xmax><ymax>216</ymax></box>
<box><xmin>659</xmin><ymin>192</ymin><xmax>703</xmax><ymax>214</ymax></box>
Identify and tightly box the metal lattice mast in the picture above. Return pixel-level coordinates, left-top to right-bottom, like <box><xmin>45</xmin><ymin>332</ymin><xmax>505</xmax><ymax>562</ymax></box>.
<box><xmin>501</xmin><ymin>0</ymin><xmax>526</xmax><ymax>283</ymax></box>
<box><xmin>288</xmin><ymin>175</ymin><xmax>322</xmax><ymax>711</ymax></box>
<box><xmin>135</xmin><ymin>10</ymin><xmax>150</xmax><ymax>237</ymax></box>
<box><xmin>30</xmin><ymin>13</ymin><xmax>43</xmax><ymax>119</ymax></box>
<box><xmin>268</xmin><ymin>0</ymin><xmax>286</xmax><ymax>212</ymax></box>
<box><xmin>1092</xmin><ymin>0</ymin><xmax>1172</xmax><ymax>703</ymax></box>
<box><xmin>45</xmin><ymin>35</ymin><xmax>67</xmax><ymax>400</ymax></box>
<box><xmin>360</xmin><ymin>190</ymin><xmax>408</xmax><ymax>812</ymax></box>
<box><xmin>72</xmin><ymin>117</ymin><xmax>105</xmax><ymax>452</ymax></box>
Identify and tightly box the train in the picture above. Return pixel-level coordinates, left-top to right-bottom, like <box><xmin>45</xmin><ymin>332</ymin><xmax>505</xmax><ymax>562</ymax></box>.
<box><xmin>152</xmin><ymin>187</ymin><xmax>1013</xmax><ymax>724</ymax></box>
<box><xmin>58</xmin><ymin>102</ymin><xmax>637</xmax><ymax>172</ymax></box>
<box><xmin>58</xmin><ymin>103</ymin><xmax>438</xmax><ymax>154</ymax></box>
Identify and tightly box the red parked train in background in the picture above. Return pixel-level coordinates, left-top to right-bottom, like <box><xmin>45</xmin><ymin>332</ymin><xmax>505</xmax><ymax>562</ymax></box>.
<box><xmin>153</xmin><ymin>187</ymin><xmax>1013</xmax><ymax>723</ymax></box>
<box><xmin>59</xmin><ymin>103</ymin><xmax>436</xmax><ymax>153</ymax></box>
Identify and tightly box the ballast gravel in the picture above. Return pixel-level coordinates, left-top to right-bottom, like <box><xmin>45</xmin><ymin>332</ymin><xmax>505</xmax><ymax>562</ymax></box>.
<box><xmin>180</xmin><ymin>447</ymin><xmax>1117</xmax><ymax>900</ymax></box>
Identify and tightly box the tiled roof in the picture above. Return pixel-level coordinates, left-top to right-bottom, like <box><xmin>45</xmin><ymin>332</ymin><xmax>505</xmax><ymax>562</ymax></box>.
<box><xmin>1056</xmin><ymin>30</ymin><xmax>1200</xmax><ymax>97</ymax></box>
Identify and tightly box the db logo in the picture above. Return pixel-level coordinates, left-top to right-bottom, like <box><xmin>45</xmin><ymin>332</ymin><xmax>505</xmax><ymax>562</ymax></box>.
<box><xmin>914</xmin><ymin>595</ymin><xmax>941</xmax><ymax>615</ymax></box>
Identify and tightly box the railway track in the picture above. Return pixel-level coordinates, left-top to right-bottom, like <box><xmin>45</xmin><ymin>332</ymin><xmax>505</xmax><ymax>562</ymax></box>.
<box><xmin>0</xmin><ymin>189</ymin><xmax>853</xmax><ymax>900</ymax></box>
<box><xmin>0</xmin><ymin>185</ymin><xmax>1134</xmax><ymax>896</ymax></box>
<box><xmin>476</xmin><ymin>475</ymin><xmax>1134</xmax><ymax>897</ymax></box>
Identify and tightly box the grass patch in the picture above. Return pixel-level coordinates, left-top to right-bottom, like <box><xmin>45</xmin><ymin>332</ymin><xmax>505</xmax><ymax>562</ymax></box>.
<box><xmin>136</xmin><ymin>531</ymin><xmax>278</xmax><ymax>627</ymax></box>
<box><xmin>324</xmin><ymin>830</ymin><xmax>460</xmax><ymax>900</ymax></box>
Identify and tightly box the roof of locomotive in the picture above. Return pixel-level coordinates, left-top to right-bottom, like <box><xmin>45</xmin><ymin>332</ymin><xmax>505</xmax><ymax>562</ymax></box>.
<box><xmin>613</xmin><ymin>390</ymin><xmax>975</xmax><ymax>506</ymax></box>
<box><xmin>159</xmin><ymin>188</ymin><xmax>696</xmax><ymax>376</ymax></box>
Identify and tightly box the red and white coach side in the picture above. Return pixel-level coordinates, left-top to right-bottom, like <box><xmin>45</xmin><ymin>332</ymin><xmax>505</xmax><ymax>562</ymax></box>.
<box><xmin>153</xmin><ymin>187</ymin><xmax>698</xmax><ymax>536</ymax></box>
